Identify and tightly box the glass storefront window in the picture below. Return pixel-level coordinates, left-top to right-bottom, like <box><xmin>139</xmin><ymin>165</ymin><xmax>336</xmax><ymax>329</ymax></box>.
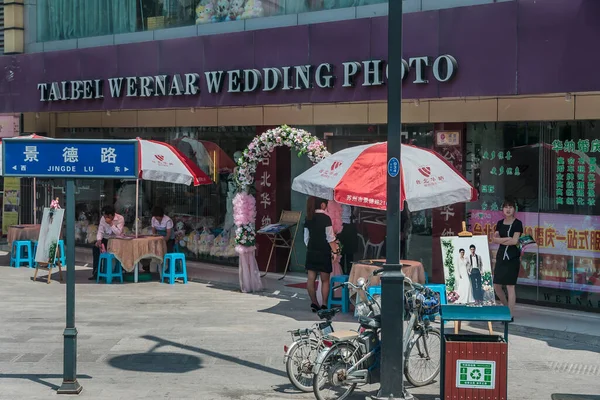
<box><xmin>51</xmin><ymin>126</ymin><xmax>255</xmax><ymax>266</ymax></box>
<box><xmin>467</xmin><ymin>121</ymin><xmax>600</xmax><ymax>312</ymax></box>
<box><xmin>36</xmin><ymin>0</ymin><xmax>388</xmax><ymax>42</ymax></box>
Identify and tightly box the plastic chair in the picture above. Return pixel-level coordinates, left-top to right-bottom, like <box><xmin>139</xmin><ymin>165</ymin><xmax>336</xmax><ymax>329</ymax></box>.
<box><xmin>96</xmin><ymin>253</ymin><xmax>124</xmax><ymax>284</ymax></box>
<box><xmin>10</xmin><ymin>240</ymin><xmax>34</xmax><ymax>268</ymax></box>
<box><xmin>161</xmin><ymin>253</ymin><xmax>188</xmax><ymax>284</ymax></box>
<box><xmin>327</xmin><ymin>275</ymin><xmax>350</xmax><ymax>313</ymax></box>
<box><xmin>367</xmin><ymin>285</ymin><xmax>381</xmax><ymax>297</ymax></box>
<box><xmin>363</xmin><ymin>221</ymin><xmax>386</xmax><ymax>259</ymax></box>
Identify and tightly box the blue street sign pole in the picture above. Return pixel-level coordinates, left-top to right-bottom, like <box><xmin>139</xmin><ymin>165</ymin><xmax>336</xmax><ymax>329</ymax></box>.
<box><xmin>2</xmin><ymin>138</ymin><xmax>138</xmax><ymax>395</ymax></box>
<box><xmin>57</xmin><ymin>179</ymin><xmax>82</xmax><ymax>394</ymax></box>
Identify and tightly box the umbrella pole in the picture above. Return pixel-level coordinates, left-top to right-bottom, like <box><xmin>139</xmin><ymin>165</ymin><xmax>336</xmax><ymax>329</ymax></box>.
<box><xmin>135</xmin><ymin>179</ymin><xmax>139</xmax><ymax>238</ymax></box>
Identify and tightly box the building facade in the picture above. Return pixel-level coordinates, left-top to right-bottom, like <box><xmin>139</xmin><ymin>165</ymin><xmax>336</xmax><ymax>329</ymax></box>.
<box><xmin>1</xmin><ymin>0</ymin><xmax>599</xmax><ymax>312</ymax></box>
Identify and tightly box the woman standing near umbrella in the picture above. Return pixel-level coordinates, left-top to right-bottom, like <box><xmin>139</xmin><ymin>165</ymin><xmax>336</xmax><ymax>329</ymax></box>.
<box><xmin>492</xmin><ymin>198</ymin><xmax>523</xmax><ymax>318</ymax></box>
<box><xmin>304</xmin><ymin>197</ymin><xmax>340</xmax><ymax>312</ymax></box>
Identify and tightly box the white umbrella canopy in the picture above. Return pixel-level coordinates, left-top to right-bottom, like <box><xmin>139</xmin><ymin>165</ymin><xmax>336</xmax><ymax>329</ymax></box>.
<box><xmin>136</xmin><ymin>138</ymin><xmax>212</xmax><ymax>186</ymax></box>
<box><xmin>292</xmin><ymin>142</ymin><xmax>478</xmax><ymax>212</ymax></box>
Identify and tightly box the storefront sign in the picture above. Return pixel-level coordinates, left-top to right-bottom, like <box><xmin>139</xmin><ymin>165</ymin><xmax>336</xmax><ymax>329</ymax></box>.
<box><xmin>36</xmin><ymin>55</ymin><xmax>458</xmax><ymax>102</ymax></box>
<box><xmin>2</xmin><ymin>139</ymin><xmax>138</xmax><ymax>179</ymax></box>
<box><xmin>456</xmin><ymin>360</ymin><xmax>496</xmax><ymax>389</ymax></box>
<box><xmin>435</xmin><ymin>131</ymin><xmax>461</xmax><ymax>147</ymax></box>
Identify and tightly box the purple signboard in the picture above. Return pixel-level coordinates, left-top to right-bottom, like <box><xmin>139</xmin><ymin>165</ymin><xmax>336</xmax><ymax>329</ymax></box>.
<box><xmin>0</xmin><ymin>0</ymin><xmax>598</xmax><ymax>113</ymax></box>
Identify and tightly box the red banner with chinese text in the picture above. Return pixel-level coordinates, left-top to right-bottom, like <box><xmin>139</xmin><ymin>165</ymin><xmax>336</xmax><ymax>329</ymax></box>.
<box><xmin>431</xmin><ymin>140</ymin><xmax>466</xmax><ymax>283</ymax></box>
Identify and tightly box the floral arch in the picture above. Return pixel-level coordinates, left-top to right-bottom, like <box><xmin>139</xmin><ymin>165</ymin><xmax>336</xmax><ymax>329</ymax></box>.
<box><xmin>233</xmin><ymin>125</ymin><xmax>330</xmax><ymax>251</ymax></box>
<box><xmin>232</xmin><ymin>125</ymin><xmax>329</xmax><ymax>291</ymax></box>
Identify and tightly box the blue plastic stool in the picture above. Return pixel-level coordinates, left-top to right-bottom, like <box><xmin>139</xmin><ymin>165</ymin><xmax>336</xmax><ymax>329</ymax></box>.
<box><xmin>96</xmin><ymin>253</ymin><xmax>124</xmax><ymax>284</ymax></box>
<box><xmin>327</xmin><ymin>275</ymin><xmax>350</xmax><ymax>313</ymax></box>
<box><xmin>10</xmin><ymin>240</ymin><xmax>34</xmax><ymax>268</ymax></box>
<box><xmin>424</xmin><ymin>283</ymin><xmax>447</xmax><ymax>322</ymax></box>
<box><xmin>161</xmin><ymin>253</ymin><xmax>188</xmax><ymax>284</ymax></box>
<box><xmin>367</xmin><ymin>285</ymin><xmax>381</xmax><ymax>298</ymax></box>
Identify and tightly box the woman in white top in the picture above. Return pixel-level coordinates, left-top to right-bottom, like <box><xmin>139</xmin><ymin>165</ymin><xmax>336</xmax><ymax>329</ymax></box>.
<box><xmin>141</xmin><ymin>206</ymin><xmax>174</xmax><ymax>272</ymax></box>
<box><xmin>455</xmin><ymin>248</ymin><xmax>474</xmax><ymax>304</ymax></box>
<box><xmin>151</xmin><ymin>206</ymin><xmax>175</xmax><ymax>252</ymax></box>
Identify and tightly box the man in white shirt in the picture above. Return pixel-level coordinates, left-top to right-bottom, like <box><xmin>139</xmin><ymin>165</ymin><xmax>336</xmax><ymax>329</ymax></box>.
<box><xmin>90</xmin><ymin>205</ymin><xmax>124</xmax><ymax>280</ymax></box>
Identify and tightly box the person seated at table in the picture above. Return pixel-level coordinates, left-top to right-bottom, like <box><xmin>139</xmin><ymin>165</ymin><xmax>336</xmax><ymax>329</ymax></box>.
<box><xmin>141</xmin><ymin>206</ymin><xmax>175</xmax><ymax>272</ymax></box>
<box><xmin>90</xmin><ymin>205</ymin><xmax>124</xmax><ymax>280</ymax></box>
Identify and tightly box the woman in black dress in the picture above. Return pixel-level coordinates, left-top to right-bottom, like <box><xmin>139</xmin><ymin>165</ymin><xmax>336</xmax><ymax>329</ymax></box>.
<box><xmin>492</xmin><ymin>198</ymin><xmax>523</xmax><ymax>317</ymax></box>
<box><xmin>304</xmin><ymin>197</ymin><xmax>339</xmax><ymax>312</ymax></box>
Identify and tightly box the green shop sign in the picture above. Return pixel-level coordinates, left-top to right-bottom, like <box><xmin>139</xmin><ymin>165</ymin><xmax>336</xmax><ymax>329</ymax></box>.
<box><xmin>456</xmin><ymin>360</ymin><xmax>496</xmax><ymax>389</ymax></box>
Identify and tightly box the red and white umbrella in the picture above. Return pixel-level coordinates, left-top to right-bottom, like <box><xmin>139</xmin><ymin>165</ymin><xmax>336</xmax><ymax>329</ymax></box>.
<box><xmin>135</xmin><ymin>139</ymin><xmax>213</xmax><ymax>237</ymax></box>
<box><xmin>292</xmin><ymin>142</ymin><xmax>477</xmax><ymax>211</ymax></box>
<box><xmin>137</xmin><ymin>138</ymin><xmax>212</xmax><ymax>186</ymax></box>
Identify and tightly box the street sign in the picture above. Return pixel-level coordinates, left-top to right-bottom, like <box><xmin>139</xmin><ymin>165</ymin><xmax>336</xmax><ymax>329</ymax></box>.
<box><xmin>387</xmin><ymin>157</ymin><xmax>400</xmax><ymax>177</ymax></box>
<box><xmin>2</xmin><ymin>139</ymin><xmax>138</xmax><ymax>179</ymax></box>
<box><xmin>456</xmin><ymin>360</ymin><xmax>496</xmax><ymax>389</ymax></box>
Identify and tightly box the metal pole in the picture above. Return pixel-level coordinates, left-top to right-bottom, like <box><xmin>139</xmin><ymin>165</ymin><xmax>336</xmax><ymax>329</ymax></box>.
<box><xmin>57</xmin><ymin>179</ymin><xmax>82</xmax><ymax>394</ymax></box>
<box><xmin>135</xmin><ymin>179</ymin><xmax>139</xmax><ymax>238</ymax></box>
<box><xmin>33</xmin><ymin>178</ymin><xmax>37</xmax><ymax>224</ymax></box>
<box><xmin>377</xmin><ymin>0</ymin><xmax>411</xmax><ymax>399</ymax></box>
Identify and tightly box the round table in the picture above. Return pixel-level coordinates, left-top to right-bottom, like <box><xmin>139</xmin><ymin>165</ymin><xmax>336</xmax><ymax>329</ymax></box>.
<box><xmin>7</xmin><ymin>224</ymin><xmax>41</xmax><ymax>248</ymax></box>
<box><xmin>107</xmin><ymin>236</ymin><xmax>167</xmax><ymax>282</ymax></box>
<box><xmin>349</xmin><ymin>259</ymin><xmax>426</xmax><ymax>287</ymax></box>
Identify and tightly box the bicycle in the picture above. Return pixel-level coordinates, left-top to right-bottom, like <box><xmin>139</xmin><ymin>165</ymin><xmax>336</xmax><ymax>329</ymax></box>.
<box><xmin>284</xmin><ymin>307</ymin><xmax>341</xmax><ymax>392</ymax></box>
<box><xmin>312</xmin><ymin>274</ymin><xmax>441</xmax><ymax>400</ymax></box>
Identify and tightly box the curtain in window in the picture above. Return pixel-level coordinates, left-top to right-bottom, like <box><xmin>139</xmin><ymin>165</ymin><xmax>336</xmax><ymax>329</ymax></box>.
<box><xmin>37</xmin><ymin>0</ymin><xmax>137</xmax><ymax>42</ymax></box>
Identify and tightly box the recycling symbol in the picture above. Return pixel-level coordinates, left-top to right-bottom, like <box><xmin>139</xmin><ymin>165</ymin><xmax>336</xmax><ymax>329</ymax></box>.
<box><xmin>470</xmin><ymin>369</ymin><xmax>482</xmax><ymax>380</ymax></box>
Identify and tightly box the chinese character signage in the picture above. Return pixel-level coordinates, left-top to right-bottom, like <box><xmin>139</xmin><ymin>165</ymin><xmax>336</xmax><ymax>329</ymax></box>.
<box><xmin>471</xmin><ymin>210</ymin><xmax>600</xmax><ymax>293</ymax></box>
<box><xmin>435</xmin><ymin>131</ymin><xmax>461</xmax><ymax>147</ymax></box>
<box><xmin>456</xmin><ymin>360</ymin><xmax>496</xmax><ymax>390</ymax></box>
<box><xmin>432</xmin><ymin>136</ymin><xmax>465</xmax><ymax>283</ymax></box>
<box><xmin>2</xmin><ymin>139</ymin><xmax>138</xmax><ymax>179</ymax></box>
<box><xmin>551</xmin><ymin>139</ymin><xmax>597</xmax><ymax>207</ymax></box>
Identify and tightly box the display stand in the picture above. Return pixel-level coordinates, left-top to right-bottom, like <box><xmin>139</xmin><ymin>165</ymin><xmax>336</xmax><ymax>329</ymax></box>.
<box><xmin>33</xmin><ymin>246</ymin><xmax>64</xmax><ymax>284</ymax></box>
<box><xmin>257</xmin><ymin>210</ymin><xmax>301</xmax><ymax>279</ymax></box>
<box><xmin>456</xmin><ymin>222</ymin><xmax>493</xmax><ymax>335</ymax></box>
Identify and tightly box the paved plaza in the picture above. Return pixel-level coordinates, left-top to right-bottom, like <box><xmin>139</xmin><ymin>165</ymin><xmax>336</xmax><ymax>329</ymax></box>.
<box><xmin>0</xmin><ymin>254</ymin><xmax>599</xmax><ymax>400</ymax></box>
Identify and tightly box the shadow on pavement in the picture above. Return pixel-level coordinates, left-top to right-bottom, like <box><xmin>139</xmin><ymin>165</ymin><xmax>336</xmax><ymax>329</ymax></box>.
<box><xmin>465</xmin><ymin>320</ymin><xmax>600</xmax><ymax>352</ymax></box>
<box><xmin>107</xmin><ymin>352</ymin><xmax>202</xmax><ymax>373</ymax></box>
<box><xmin>140</xmin><ymin>335</ymin><xmax>287</xmax><ymax>378</ymax></box>
<box><xmin>552</xmin><ymin>395</ymin><xmax>600</xmax><ymax>400</ymax></box>
<box><xmin>0</xmin><ymin>373</ymin><xmax>92</xmax><ymax>391</ymax></box>
<box><xmin>257</xmin><ymin>295</ymin><xmax>358</xmax><ymax>324</ymax></box>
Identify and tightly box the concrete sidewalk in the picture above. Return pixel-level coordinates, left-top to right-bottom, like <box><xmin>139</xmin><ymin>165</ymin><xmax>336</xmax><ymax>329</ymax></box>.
<box><xmin>1</xmin><ymin>252</ymin><xmax>599</xmax><ymax>400</ymax></box>
<box><xmin>73</xmin><ymin>247</ymin><xmax>600</xmax><ymax>346</ymax></box>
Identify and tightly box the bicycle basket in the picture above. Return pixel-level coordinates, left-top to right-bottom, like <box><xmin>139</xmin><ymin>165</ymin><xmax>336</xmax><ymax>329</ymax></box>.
<box><xmin>420</xmin><ymin>288</ymin><xmax>441</xmax><ymax>316</ymax></box>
